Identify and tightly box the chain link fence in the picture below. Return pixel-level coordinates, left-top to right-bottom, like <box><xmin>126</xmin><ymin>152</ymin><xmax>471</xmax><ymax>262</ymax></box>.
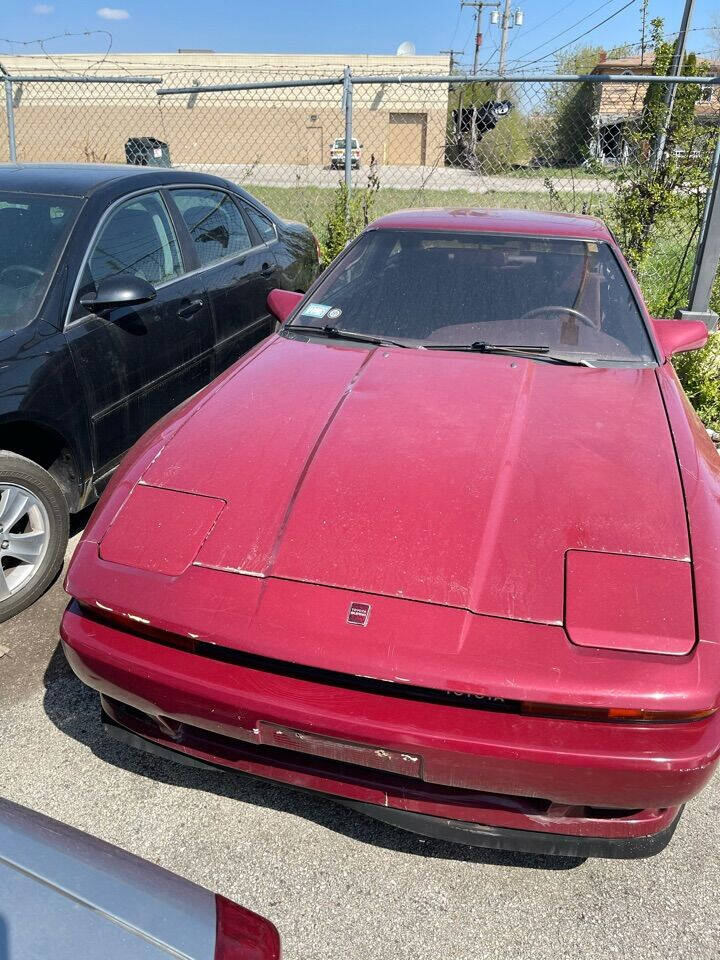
<box><xmin>2</xmin><ymin>68</ymin><xmax>719</xmax><ymax>316</ymax></box>
<box><xmin>0</xmin><ymin>74</ymin><xmax>163</xmax><ymax>165</ymax></box>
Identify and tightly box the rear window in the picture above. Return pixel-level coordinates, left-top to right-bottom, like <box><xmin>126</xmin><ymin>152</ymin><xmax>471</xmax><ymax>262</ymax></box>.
<box><xmin>0</xmin><ymin>192</ymin><xmax>82</xmax><ymax>332</ymax></box>
<box><xmin>245</xmin><ymin>205</ymin><xmax>277</xmax><ymax>243</ymax></box>
<box><xmin>171</xmin><ymin>188</ymin><xmax>253</xmax><ymax>267</ymax></box>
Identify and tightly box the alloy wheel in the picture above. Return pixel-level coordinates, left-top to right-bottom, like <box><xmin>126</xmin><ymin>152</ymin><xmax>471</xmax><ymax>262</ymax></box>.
<box><xmin>0</xmin><ymin>483</ymin><xmax>51</xmax><ymax>600</ymax></box>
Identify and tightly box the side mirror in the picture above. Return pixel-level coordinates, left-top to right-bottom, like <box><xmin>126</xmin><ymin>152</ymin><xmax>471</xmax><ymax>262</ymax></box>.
<box><xmin>267</xmin><ymin>288</ymin><xmax>303</xmax><ymax>324</ymax></box>
<box><xmin>651</xmin><ymin>318</ymin><xmax>709</xmax><ymax>359</ymax></box>
<box><xmin>80</xmin><ymin>275</ymin><xmax>156</xmax><ymax>313</ymax></box>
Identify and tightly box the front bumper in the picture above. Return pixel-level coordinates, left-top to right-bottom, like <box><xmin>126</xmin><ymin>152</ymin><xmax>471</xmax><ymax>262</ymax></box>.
<box><xmin>61</xmin><ymin>603</ymin><xmax>718</xmax><ymax>858</ymax></box>
<box><xmin>101</xmin><ymin>705</ymin><xmax>682</xmax><ymax>860</ymax></box>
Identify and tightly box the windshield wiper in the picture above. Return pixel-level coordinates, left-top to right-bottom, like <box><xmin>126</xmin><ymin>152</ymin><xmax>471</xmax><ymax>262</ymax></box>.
<box><xmin>423</xmin><ymin>341</ymin><xmax>593</xmax><ymax>366</ymax></box>
<box><xmin>286</xmin><ymin>324</ymin><xmax>410</xmax><ymax>348</ymax></box>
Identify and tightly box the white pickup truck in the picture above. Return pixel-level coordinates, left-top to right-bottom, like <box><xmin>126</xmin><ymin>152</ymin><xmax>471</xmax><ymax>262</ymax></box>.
<box><xmin>329</xmin><ymin>137</ymin><xmax>361</xmax><ymax>169</ymax></box>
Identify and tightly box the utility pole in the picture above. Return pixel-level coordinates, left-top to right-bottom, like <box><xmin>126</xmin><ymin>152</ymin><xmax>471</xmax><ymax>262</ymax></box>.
<box><xmin>461</xmin><ymin>1</ymin><xmax>500</xmax><ymax>75</ymax></box>
<box><xmin>650</xmin><ymin>0</ymin><xmax>696</xmax><ymax>169</ymax></box>
<box><xmin>440</xmin><ymin>49</ymin><xmax>465</xmax><ymax>74</ymax></box>
<box><xmin>460</xmin><ymin>0</ymin><xmax>500</xmax><ymax>153</ymax></box>
<box><xmin>440</xmin><ymin>45</ymin><xmax>464</xmax><ymax>129</ymax></box>
<box><xmin>441</xmin><ymin>48</ymin><xmax>466</xmax><ymax>113</ymax></box>
<box><xmin>494</xmin><ymin>0</ymin><xmax>524</xmax><ymax>96</ymax></box>
<box><xmin>497</xmin><ymin>0</ymin><xmax>513</xmax><ymax>77</ymax></box>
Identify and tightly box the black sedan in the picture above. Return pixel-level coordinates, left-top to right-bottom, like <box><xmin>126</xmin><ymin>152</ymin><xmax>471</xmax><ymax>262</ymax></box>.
<box><xmin>0</xmin><ymin>163</ymin><xmax>320</xmax><ymax>621</ymax></box>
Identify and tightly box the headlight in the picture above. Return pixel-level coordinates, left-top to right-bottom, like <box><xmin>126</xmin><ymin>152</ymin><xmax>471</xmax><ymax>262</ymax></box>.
<box><xmin>565</xmin><ymin>550</ymin><xmax>695</xmax><ymax>656</ymax></box>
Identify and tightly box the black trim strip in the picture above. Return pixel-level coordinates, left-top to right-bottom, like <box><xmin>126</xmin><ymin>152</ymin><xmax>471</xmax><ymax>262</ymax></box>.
<box><xmin>78</xmin><ymin>602</ymin><xmax>519</xmax><ymax>714</ymax></box>
<box><xmin>339</xmin><ymin>801</ymin><xmax>682</xmax><ymax>860</ymax></box>
<box><xmin>77</xmin><ymin>602</ymin><xmax>714</xmax><ymax>725</ymax></box>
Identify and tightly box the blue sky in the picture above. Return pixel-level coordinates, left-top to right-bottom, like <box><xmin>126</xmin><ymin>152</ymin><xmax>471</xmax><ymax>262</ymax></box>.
<box><xmin>1</xmin><ymin>1</ymin><xmax>718</xmax><ymax>68</ymax></box>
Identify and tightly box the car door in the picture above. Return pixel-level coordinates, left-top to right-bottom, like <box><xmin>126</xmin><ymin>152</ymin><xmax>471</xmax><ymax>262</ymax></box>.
<box><xmin>166</xmin><ymin>187</ymin><xmax>278</xmax><ymax>373</ymax></box>
<box><xmin>64</xmin><ymin>190</ymin><xmax>214</xmax><ymax>473</ymax></box>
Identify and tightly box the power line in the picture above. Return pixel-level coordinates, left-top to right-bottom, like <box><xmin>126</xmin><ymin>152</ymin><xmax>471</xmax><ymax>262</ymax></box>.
<box><xmin>514</xmin><ymin>23</ymin><xmax>717</xmax><ymax>67</ymax></box>
<box><xmin>512</xmin><ymin>0</ymin><xmax>577</xmax><ymax>42</ymax></box>
<box><xmin>508</xmin><ymin>0</ymin><xmax>629</xmax><ymax>64</ymax></box>
<box><xmin>449</xmin><ymin>1</ymin><xmax>464</xmax><ymax>49</ymax></box>
<box><xmin>517</xmin><ymin>0</ymin><xmax>638</xmax><ymax>69</ymax></box>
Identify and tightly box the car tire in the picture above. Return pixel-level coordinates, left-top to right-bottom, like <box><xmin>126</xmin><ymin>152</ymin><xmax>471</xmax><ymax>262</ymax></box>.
<box><xmin>0</xmin><ymin>452</ymin><xmax>69</xmax><ymax>623</ymax></box>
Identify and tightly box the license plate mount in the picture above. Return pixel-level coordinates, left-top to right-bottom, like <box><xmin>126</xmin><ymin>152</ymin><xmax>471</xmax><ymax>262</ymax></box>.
<box><xmin>258</xmin><ymin>723</ymin><xmax>422</xmax><ymax>779</ymax></box>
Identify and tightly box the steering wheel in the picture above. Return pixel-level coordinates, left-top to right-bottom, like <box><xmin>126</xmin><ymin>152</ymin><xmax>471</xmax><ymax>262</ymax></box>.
<box><xmin>0</xmin><ymin>265</ymin><xmax>43</xmax><ymax>284</ymax></box>
<box><xmin>521</xmin><ymin>305</ymin><xmax>596</xmax><ymax>329</ymax></box>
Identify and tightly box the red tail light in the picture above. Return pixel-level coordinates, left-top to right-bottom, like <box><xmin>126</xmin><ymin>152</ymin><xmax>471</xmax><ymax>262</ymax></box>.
<box><xmin>215</xmin><ymin>894</ymin><xmax>281</xmax><ymax>960</ymax></box>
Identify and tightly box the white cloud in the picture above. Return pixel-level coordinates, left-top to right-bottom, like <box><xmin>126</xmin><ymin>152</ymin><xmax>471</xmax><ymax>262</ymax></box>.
<box><xmin>97</xmin><ymin>6</ymin><xmax>130</xmax><ymax>19</ymax></box>
<box><xmin>33</xmin><ymin>4</ymin><xmax>55</xmax><ymax>13</ymax></box>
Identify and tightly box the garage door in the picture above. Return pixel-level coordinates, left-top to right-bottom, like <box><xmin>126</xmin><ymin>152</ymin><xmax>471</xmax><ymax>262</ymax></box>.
<box><xmin>388</xmin><ymin>113</ymin><xmax>427</xmax><ymax>166</ymax></box>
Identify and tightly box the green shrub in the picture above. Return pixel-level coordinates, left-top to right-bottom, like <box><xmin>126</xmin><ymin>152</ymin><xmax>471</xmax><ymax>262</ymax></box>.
<box><xmin>673</xmin><ymin>334</ymin><xmax>720</xmax><ymax>432</ymax></box>
<box><xmin>446</xmin><ymin>80</ymin><xmax>533</xmax><ymax>169</ymax></box>
<box><xmin>309</xmin><ymin>162</ymin><xmax>380</xmax><ymax>267</ymax></box>
<box><xmin>475</xmin><ymin>107</ymin><xmax>533</xmax><ymax>168</ymax></box>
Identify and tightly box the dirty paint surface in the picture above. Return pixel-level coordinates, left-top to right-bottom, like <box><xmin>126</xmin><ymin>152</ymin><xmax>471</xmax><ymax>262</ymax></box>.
<box><xmin>61</xmin><ymin>208</ymin><xmax>720</xmax><ymax>854</ymax></box>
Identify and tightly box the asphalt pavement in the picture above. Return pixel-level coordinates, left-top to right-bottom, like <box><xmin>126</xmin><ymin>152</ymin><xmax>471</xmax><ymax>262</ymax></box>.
<box><xmin>186</xmin><ymin>162</ymin><xmax>612</xmax><ymax>195</ymax></box>
<box><xmin>1</xmin><ymin>525</ymin><xmax>718</xmax><ymax>960</ymax></box>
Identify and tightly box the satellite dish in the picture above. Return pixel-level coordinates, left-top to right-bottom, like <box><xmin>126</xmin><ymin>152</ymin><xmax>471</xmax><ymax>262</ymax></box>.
<box><xmin>396</xmin><ymin>41</ymin><xmax>416</xmax><ymax>56</ymax></box>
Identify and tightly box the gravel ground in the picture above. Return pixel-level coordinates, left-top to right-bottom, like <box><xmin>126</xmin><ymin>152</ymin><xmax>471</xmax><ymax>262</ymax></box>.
<box><xmin>1</xmin><ymin>530</ymin><xmax>718</xmax><ymax>960</ymax></box>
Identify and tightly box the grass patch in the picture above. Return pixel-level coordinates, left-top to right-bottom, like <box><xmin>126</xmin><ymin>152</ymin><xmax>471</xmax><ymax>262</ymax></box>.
<box><xmin>246</xmin><ymin>182</ymin><xmax>611</xmax><ymax>226</ymax></box>
<box><xmin>248</xmin><ymin>182</ymin><xmax>696</xmax><ymax>317</ymax></box>
<box><xmin>249</xmin><ymin>179</ymin><xmax>699</xmax><ymax>311</ymax></box>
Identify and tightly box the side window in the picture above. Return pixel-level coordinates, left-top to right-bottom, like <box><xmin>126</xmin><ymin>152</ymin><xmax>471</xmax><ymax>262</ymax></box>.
<box><xmin>79</xmin><ymin>192</ymin><xmax>182</xmax><ymax>302</ymax></box>
<box><xmin>244</xmin><ymin>205</ymin><xmax>277</xmax><ymax>243</ymax></box>
<box><xmin>171</xmin><ymin>189</ymin><xmax>252</xmax><ymax>267</ymax></box>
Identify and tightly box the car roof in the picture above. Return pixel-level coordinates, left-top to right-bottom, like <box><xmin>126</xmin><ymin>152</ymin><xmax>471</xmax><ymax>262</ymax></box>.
<box><xmin>0</xmin><ymin>163</ymin><xmax>233</xmax><ymax>198</ymax></box>
<box><xmin>370</xmin><ymin>207</ymin><xmax>613</xmax><ymax>242</ymax></box>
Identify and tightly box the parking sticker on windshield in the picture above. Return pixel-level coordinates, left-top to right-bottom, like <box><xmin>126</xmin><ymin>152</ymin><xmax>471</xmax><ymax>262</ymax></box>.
<box><xmin>327</xmin><ymin>307</ymin><xmax>343</xmax><ymax>320</ymax></box>
<box><xmin>302</xmin><ymin>303</ymin><xmax>332</xmax><ymax>319</ymax></box>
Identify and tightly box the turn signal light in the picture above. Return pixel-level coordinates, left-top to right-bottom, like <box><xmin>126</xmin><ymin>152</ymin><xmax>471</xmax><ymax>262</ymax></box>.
<box><xmin>520</xmin><ymin>701</ymin><xmax>717</xmax><ymax>723</ymax></box>
<box><xmin>214</xmin><ymin>895</ymin><xmax>281</xmax><ymax>960</ymax></box>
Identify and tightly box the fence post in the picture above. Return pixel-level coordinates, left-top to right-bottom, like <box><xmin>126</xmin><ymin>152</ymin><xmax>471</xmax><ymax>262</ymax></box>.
<box><xmin>342</xmin><ymin>66</ymin><xmax>353</xmax><ymax>209</ymax></box>
<box><xmin>683</xmin><ymin>135</ymin><xmax>720</xmax><ymax>330</ymax></box>
<box><xmin>4</xmin><ymin>77</ymin><xmax>16</xmax><ymax>163</ymax></box>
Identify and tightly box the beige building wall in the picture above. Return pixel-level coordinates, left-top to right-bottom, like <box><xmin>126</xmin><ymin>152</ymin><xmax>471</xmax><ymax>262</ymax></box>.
<box><xmin>0</xmin><ymin>52</ymin><xmax>450</xmax><ymax>168</ymax></box>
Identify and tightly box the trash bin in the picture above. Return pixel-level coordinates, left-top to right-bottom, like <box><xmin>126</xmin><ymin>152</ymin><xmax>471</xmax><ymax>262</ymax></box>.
<box><xmin>125</xmin><ymin>137</ymin><xmax>171</xmax><ymax>167</ymax></box>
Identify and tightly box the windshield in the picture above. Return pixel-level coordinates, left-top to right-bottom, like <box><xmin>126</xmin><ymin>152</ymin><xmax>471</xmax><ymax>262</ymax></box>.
<box><xmin>289</xmin><ymin>229</ymin><xmax>655</xmax><ymax>364</ymax></box>
<box><xmin>333</xmin><ymin>139</ymin><xmax>358</xmax><ymax>149</ymax></box>
<box><xmin>0</xmin><ymin>192</ymin><xmax>83</xmax><ymax>332</ymax></box>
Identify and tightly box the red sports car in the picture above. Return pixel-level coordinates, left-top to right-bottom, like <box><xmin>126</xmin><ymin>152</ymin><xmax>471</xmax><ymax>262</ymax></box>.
<box><xmin>62</xmin><ymin>208</ymin><xmax>720</xmax><ymax>859</ymax></box>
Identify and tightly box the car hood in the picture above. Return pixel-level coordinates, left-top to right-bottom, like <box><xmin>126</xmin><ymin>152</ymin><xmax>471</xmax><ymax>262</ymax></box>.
<box><xmin>137</xmin><ymin>336</ymin><xmax>689</xmax><ymax>625</ymax></box>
